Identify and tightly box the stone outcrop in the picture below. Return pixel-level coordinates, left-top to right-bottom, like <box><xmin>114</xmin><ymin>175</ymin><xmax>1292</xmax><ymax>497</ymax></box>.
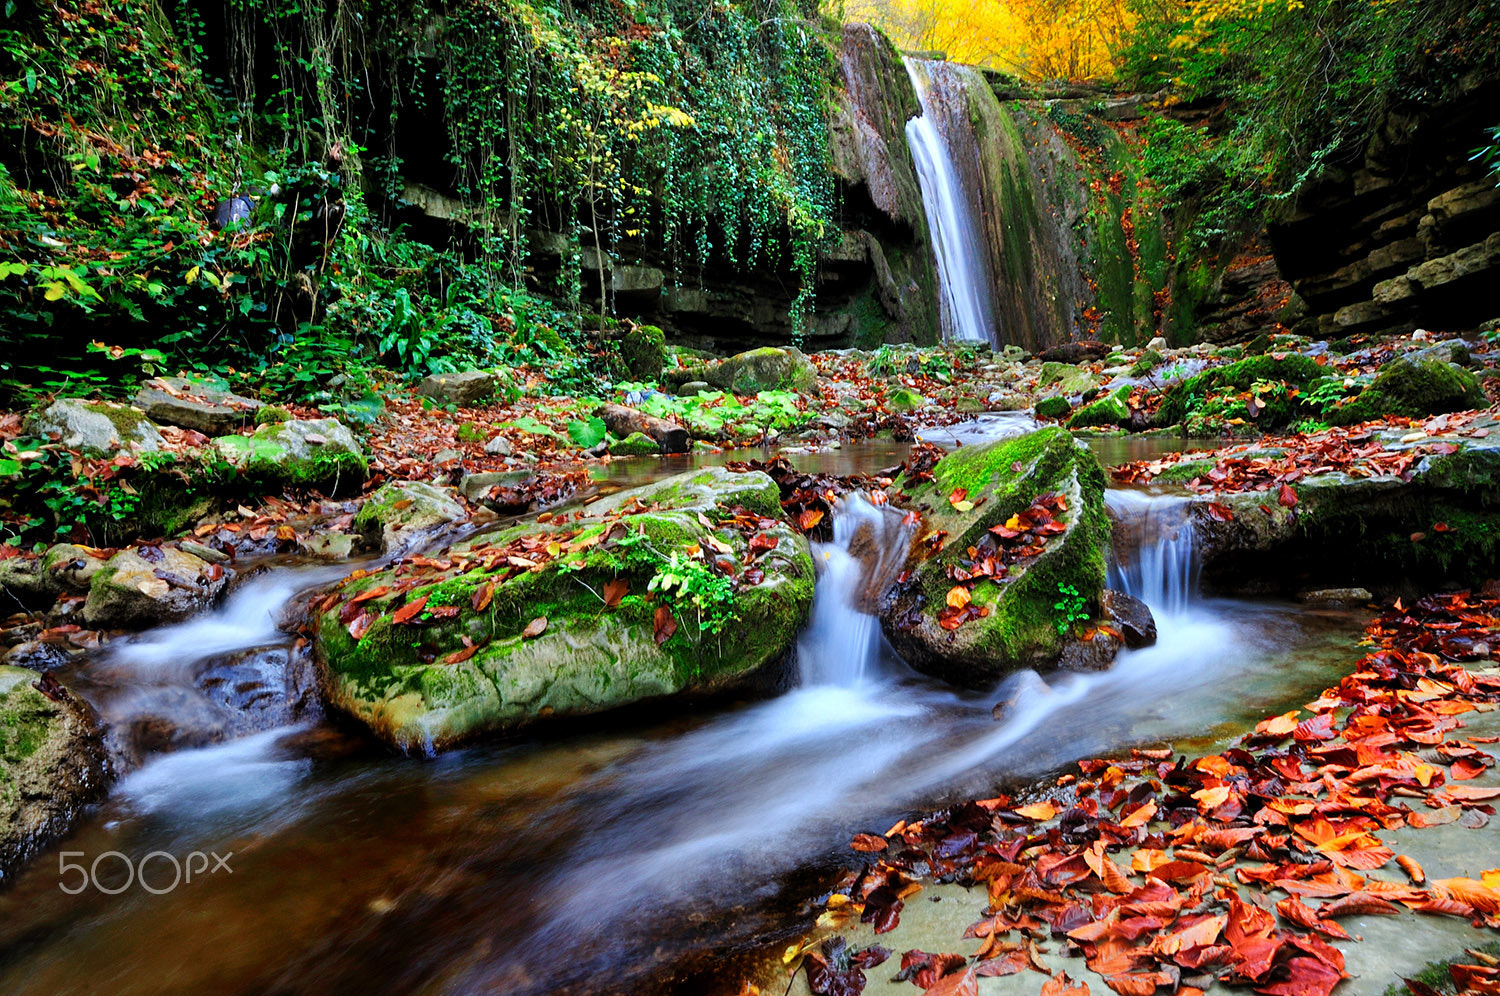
<box><xmin>1269</xmin><ymin>76</ymin><xmax>1500</xmax><ymax>338</ymax></box>
<box><xmin>82</xmin><ymin>544</ymin><xmax>231</xmax><ymax>630</ymax></box>
<box><xmin>212</xmin><ymin>418</ymin><xmax>366</xmax><ymax>495</ymax></box>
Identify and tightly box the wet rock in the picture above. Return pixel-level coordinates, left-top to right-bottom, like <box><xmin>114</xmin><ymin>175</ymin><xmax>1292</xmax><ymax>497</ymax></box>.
<box><xmin>1298</xmin><ymin>587</ymin><xmax>1373</xmax><ymax>606</ymax></box>
<box><xmin>415</xmin><ymin>370</ymin><xmax>496</xmax><ymax>405</ymax></box>
<box><xmin>1101</xmin><ymin>588</ymin><xmax>1156</xmax><ymax>648</ymax></box>
<box><xmin>41</xmin><ymin>543</ymin><xmax>108</xmax><ymax>595</ymax></box>
<box><xmin>25</xmin><ymin>399</ymin><xmax>164</xmax><ymax>455</ymax></box>
<box><xmin>133</xmin><ymin>377</ymin><xmax>262</xmax><ymax>434</ymax></box>
<box><xmin>0</xmin><ymin>666</ymin><xmax>111</xmax><ymax>881</ymax></box>
<box><xmin>1058</xmin><ymin>627</ymin><xmax>1123</xmax><ymax>671</ymax></box>
<box><xmin>459</xmin><ymin>470</ymin><xmax>537</xmax><ymax>503</ymax></box>
<box><xmin>194</xmin><ymin>647</ymin><xmax>316</xmax><ymax>741</ymax></box>
<box><xmin>82</xmin><ymin>545</ymin><xmax>231</xmax><ymax>630</ymax></box>
<box><xmin>664</xmin><ymin>346</ymin><xmax>818</xmax><ymax>395</ymax></box>
<box><xmin>313</xmin><ymin>467</ymin><xmax>814</xmax><ymax>752</ymax></box>
<box><xmin>1034</xmin><ymin>396</ymin><xmax>1072</xmax><ymax>420</ymax></box>
<box><xmin>881</xmin><ymin>427</ymin><xmax>1112</xmax><ymax>686</ymax></box>
<box><xmin>0</xmin><ymin>556</ymin><xmax>61</xmax><ymax>611</ymax></box>
<box><xmin>1146</xmin><ymin>336</ymin><xmax>1169</xmax><ymax>352</ymax></box>
<box><xmin>354</xmin><ymin>481</ymin><xmax>468</xmax><ymax>556</ymax></box>
<box><xmin>1067</xmin><ymin>386</ymin><xmax>1132</xmax><ymax>429</ymax></box>
<box><xmin>212</xmin><ymin>417</ymin><xmax>366</xmax><ymax>495</ymax></box>
<box><xmin>1</xmin><ymin>641</ymin><xmax>74</xmax><ymax>672</ymax></box>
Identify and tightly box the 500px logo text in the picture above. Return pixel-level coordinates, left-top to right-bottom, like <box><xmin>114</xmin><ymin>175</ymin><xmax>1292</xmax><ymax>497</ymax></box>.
<box><xmin>58</xmin><ymin>850</ymin><xmax>233</xmax><ymax>894</ymax></box>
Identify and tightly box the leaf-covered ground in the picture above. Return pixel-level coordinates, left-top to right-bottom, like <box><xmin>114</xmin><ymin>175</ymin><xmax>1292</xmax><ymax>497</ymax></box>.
<box><xmin>762</xmin><ymin>589</ymin><xmax>1500</xmax><ymax>996</ymax></box>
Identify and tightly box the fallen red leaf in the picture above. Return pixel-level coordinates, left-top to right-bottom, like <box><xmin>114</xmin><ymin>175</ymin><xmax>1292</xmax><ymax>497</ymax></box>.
<box><xmin>654</xmin><ymin>605</ymin><xmax>677</xmax><ymax>645</ymax></box>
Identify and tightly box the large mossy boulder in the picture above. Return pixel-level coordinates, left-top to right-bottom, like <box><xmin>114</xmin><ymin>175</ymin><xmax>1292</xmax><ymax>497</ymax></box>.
<box><xmin>881</xmin><ymin>427</ymin><xmax>1112</xmax><ymax>686</ymax></box>
<box><xmin>353</xmin><ymin>481</ymin><xmax>468</xmax><ymax>556</ymax></box>
<box><xmin>82</xmin><ymin>545</ymin><xmax>230</xmax><ymax>630</ymax></box>
<box><xmin>1156</xmin><ymin>354</ymin><xmax>1325</xmax><ymax>428</ymax></box>
<box><xmin>1067</xmin><ymin>386</ymin><xmax>1131</xmax><ymax>429</ymax></box>
<box><xmin>26</xmin><ymin>399</ymin><xmax>164</xmax><ymax>455</ymax></box>
<box><xmin>0</xmin><ymin>666</ymin><xmax>111</xmax><ymax>880</ymax></box>
<box><xmin>664</xmin><ymin>347</ymin><xmax>818</xmax><ymax>395</ymax></box>
<box><xmin>619</xmin><ymin>324</ymin><xmax>667</xmax><ymax>381</ymax></box>
<box><xmin>1327</xmin><ymin>357</ymin><xmax>1486</xmax><ymax>426</ymax></box>
<box><xmin>1038</xmin><ymin>361</ymin><xmax>1099</xmax><ymax>397</ymax></box>
<box><xmin>312</xmin><ymin>467</ymin><xmax>815</xmax><ymax>752</ymax></box>
<box><xmin>212</xmin><ymin>418</ymin><xmax>366</xmax><ymax>495</ymax></box>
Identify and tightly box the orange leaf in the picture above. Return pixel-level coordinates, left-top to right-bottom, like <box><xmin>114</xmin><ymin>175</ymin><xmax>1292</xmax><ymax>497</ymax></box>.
<box><xmin>946</xmin><ymin>586</ymin><xmax>972</xmax><ymax>609</ymax></box>
<box><xmin>471</xmin><ymin>581</ymin><xmax>495</xmax><ymax>612</ymax></box>
<box><xmin>391</xmin><ymin>595</ymin><xmax>429</xmax><ymax>624</ymax></box>
<box><xmin>522</xmin><ymin>616</ymin><xmax>548</xmax><ymax>639</ymax></box>
<box><xmin>603</xmin><ymin>578</ymin><xmax>629</xmax><ymax>608</ymax></box>
<box><xmin>1015</xmin><ymin>801</ymin><xmax>1057</xmax><ymax>821</ymax></box>
<box><xmin>350</xmin><ymin>585</ymin><xmax>391</xmax><ymax>604</ymax></box>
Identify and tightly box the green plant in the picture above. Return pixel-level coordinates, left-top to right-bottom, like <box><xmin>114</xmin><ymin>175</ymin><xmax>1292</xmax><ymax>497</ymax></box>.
<box><xmin>1052</xmin><ymin>582</ymin><xmax>1089</xmax><ymax>635</ymax></box>
<box><xmin>1472</xmin><ymin>125</ymin><xmax>1500</xmax><ymax>185</ymax></box>
<box><xmin>647</xmin><ymin>550</ymin><xmax>738</xmax><ymax>635</ymax></box>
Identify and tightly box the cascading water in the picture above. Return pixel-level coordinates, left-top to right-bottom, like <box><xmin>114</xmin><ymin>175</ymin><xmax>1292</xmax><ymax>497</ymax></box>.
<box><xmin>903</xmin><ymin>59</ymin><xmax>996</xmax><ymax>346</ymax></box>
<box><xmin>796</xmin><ymin>492</ymin><xmax>914</xmax><ymax>686</ymax></box>
<box><xmin>1105</xmin><ymin>489</ymin><xmax>1200</xmax><ymax>616</ymax></box>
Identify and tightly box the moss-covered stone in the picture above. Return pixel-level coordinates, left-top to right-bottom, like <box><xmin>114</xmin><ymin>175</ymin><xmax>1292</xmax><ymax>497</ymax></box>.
<box><xmin>353</xmin><ymin>481</ymin><xmax>468</xmax><ymax>556</ymax></box>
<box><xmin>1157</xmin><ymin>353</ymin><xmax>1326</xmax><ymax>427</ymax></box>
<box><xmin>1034</xmin><ymin>396</ymin><xmax>1072</xmax><ymax>420</ymax></box>
<box><xmin>608</xmin><ymin>431</ymin><xmax>660</xmax><ymax>456</ymax></box>
<box><xmin>1067</xmin><ymin>386</ymin><xmax>1131</xmax><ymax>429</ymax></box>
<box><xmin>663</xmin><ymin>347</ymin><xmax>818</xmax><ymax>395</ymax></box>
<box><xmin>25</xmin><ymin>399</ymin><xmax>164</xmax><ymax>455</ymax></box>
<box><xmin>619</xmin><ymin>324</ymin><xmax>666</xmax><ymax>381</ymax></box>
<box><xmin>212</xmin><ymin>417</ymin><xmax>366</xmax><ymax>496</ymax></box>
<box><xmin>887</xmin><ymin>387</ymin><xmax>924</xmax><ymax>412</ymax></box>
<box><xmin>1129</xmin><ymin>350</ymin><xmax>1164</xmax><ymax>377</ymax></box>
<box><xmin>313</xmin><ymin>467</ymin><xmax>813</xmax><ymax>752</ymax></box>
<box><xmin>882</xmin><ymin>427</ymin><xmax>1112</xmax><ymax>685</ymax></box>
<box><xmin>1039</xmin><ymin>361</ymin><xmax>1100</xmax><ymax>396</ymax></box>
<box><xmin>0</xmin><ymin>666</ymin><xmax>110</xmax><ymax>880</ymax></box>
<box><xmin>1327</xmin><ymin>357</ymin><xmax>1487</xmax><ymax>426</ymax></box>
<box><xmin>82</xmin><ymin>544</ymin><xmax>231</xmax><ymax>630</ymax></box>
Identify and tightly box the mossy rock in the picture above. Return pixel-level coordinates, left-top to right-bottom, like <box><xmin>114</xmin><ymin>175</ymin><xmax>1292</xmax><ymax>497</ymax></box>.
<box><xmin>25</xmin><ymin>399</ymin><xmax>164</xmax><ymax>455</ymax></box>
<box><xmin>1326</xmin><ymin>357</ymin><xmax>1486</xmax><ymax>426</ymax></box>
<box><xmin>1067</xmin><ymin>386</ymin><xmax>1131</xmax><ymax>429</ymax></box>
<box><xmin>82</xmin><ymin>544</ymin><xmax>231</xmax><ymax>630</ymax></box>
<box><xmin>254</xmin><ymin>406</ymin><xmax>293</xmax><ymax>425</ymax></box>
<box><xmin>888</xmin><ymin>387</ymin><xmax>924</xmax><ymax>412</ymax></box>
<box><xmin>353</xmin><ymin>481</ymin><xmax>468</xmax><ymax>557</ymax></box>
<box><xmin>663</xmin><ymin>347</ymin><xmax>818</xmax><ymax>395</ymax></box>
<box><xmin>1157</xmin><ymin>353</ymin><xmax>1325</xmax><ymax>428</ymax></box>
<box><xmin>882</xmin><ymin>427</ymin><xmax>1112</xmax><ymax>685</ymax></box>
<box><xmin>619</xmin><ymin>324</ymin><xmax>666</xmax><ymax>381</ymax></box>
<box><xmin>212</xmin><ymin>418</ymin><xmax>366</xmax><ymax>496</ymax></box>
<box><xmin>312</xmin><ymin>467</ymin><xmax>814</xmax><ymax>753</ymax></box>
<box><xmin>1129</xmin><ymin>350</ymin><xmax>1164</xmax><ymax>377</ymax></box>
<box><xmin>1038</xmin><ymin>362</ymin><xmax>1099</xmax><ymax>397</ymax></box>
<box><xmin>608</xmin><ymin>432</ymin><xmax>660</xmax><ymax>457</ymax></box>
<box><xmin>0</xmin><ymin>666</ymin><xmax>111</xmax><ymax>880</ymax></box>
<box><xmin>1034</xmin><ymin>396</ymin><xmax>1072</xmax><ymax>420</ymax></box>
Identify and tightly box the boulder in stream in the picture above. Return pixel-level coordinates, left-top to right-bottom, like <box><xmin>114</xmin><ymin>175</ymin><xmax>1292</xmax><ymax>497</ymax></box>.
<box><xmin>312</xmin><ymin>467</ymin><xmax>815</xmax><ymax>752</ymax></box>
<box><xmin>353</xmin><ymin>480</ymin><xmax>468</xmax><ymax>556</ymax></box>
<box><xmin>881</xmin><ymin>426</ymin><xmax>1113</xmax><ymax>685</ymax></box>
<box><xmin>25</xmin><ymin>399</ymin><xmax>164</xmax><ymax>455</ymax></box>
<box><xmin>664</xmin><ymin>346</ymin><xmax>818</xmax><ymax>395</ymax></box>
<box><xmin>0</xmin><ymin>666</ymin><xmax>111</xmax><ymax>880</ymax></box>
<box><xmin>82</xmin><ymin>544</ymin><xmax>231</xmax><ymax>630</ymax></box>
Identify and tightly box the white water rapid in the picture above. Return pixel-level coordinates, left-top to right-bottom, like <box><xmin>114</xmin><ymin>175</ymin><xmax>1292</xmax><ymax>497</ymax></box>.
<box><xmin>904</xmin><ymin>59</ymin><xmax>996</xmax><ymax>345</ymax></box>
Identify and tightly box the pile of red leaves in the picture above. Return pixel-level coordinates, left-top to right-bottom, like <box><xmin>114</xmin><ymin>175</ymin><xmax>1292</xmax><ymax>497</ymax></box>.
<box><xmin>933</xmin><ymin>492</ymin><xmax>1070</xmax><ymax>632</ymax></box>
<box><xmin>794</xmin><ymin>586</ymin><xmax>1500</xmax><ymax>996</ymax></box>
<box><xmin>1112</xmin><ymin>415</ymin><xmax>1491</xmax><ymax>494</ymax></box>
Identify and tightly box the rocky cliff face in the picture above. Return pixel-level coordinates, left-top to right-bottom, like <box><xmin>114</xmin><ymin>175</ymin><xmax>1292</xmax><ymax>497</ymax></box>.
<box><xmin>1269</xmin><ymin>76</ymin><xmax>1500</xmax><ymax>338</ymax></box>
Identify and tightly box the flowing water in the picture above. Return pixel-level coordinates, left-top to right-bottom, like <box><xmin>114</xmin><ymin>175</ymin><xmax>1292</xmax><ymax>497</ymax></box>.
<box><xmin>903</xmin><ymin>59</ymin><xmax>996</xmax><ymax>346</ymax></box>
<box><xmin>0</xmin><ymin>462</ymin><xmax>1367</xmax><ymax>995</ymax></box>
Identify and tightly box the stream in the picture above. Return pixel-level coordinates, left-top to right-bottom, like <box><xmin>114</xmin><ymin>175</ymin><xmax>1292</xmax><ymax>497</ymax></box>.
<box><xmin>0</xmin><ymin>432</ymin><xmax>1369</xmax><ymax>995</ymax></box>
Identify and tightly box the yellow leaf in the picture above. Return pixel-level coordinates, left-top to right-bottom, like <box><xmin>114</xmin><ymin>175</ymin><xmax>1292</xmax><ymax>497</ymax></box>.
<box><xmin>952</xmin><ymin>499</ymin><xmax>974</xmax><ymax>512</ymax></box>
<box><xmin>946</xmin><ymin>586</ymin><xmax>971</xmax><ymax>609</ymax></box>
<box><xmin>185</xmin><ymin>265</ymin><xmax>200</xmax><ymax>285</ymax></box>
<box><xmin>1014</xmin><ymin>800</ymin><xmax>1057</xmax><ymax>821</ymax></box>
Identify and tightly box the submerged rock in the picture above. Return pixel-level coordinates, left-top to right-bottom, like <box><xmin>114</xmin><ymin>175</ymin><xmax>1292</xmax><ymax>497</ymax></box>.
<box><xmin>212</xmin><ymin>417</ymin><xmax>366</xmax><ymax>495</ymax></box>
<box><xmin>0</xmin><ymin>667</ymin><xmax>111</xmax><ymax>881</ymax></box>
<box><xmin>312</xmin><ymin>467</ymin><xmax>815</xmax><ymax>752</ymax></box>
<box><xmin>354</xmin><ymin>480</ymin><xmax>468</xmax><ymax>557</ymax></box>
<box><xmin>82</xmin><ymin>545</ymin><xmax>231</xmax><ymax>630</ymax></box>
<box><xmin>1101</xmin><ymin>588</ymin><xmax>1156</xmax><ymax>648</ymax></box>
<box><xmin>26</xmin><ymin>399</ymin><xmax>164</xmax><ymax>455</ymax></box>
<box><xmin>881</xmin><ymin>427</ymin><xmax>1113</xmax><ymax>686</ymax></box>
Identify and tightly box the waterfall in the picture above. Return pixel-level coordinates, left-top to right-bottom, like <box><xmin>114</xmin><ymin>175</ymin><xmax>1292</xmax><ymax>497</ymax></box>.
<box><xmin>796</xmin><ymin>493</ymin><xmax>914</xmax><ymax>686</ymax></box>
<box><xmin>1104</xmin><ymin>490</ymin><xmax>1199</xmax><ymax>616</ymax></box>
<box><xmin>903</xmin><ymin>59</ymin><xmax>997</xmax><ymax>346</ymax></box>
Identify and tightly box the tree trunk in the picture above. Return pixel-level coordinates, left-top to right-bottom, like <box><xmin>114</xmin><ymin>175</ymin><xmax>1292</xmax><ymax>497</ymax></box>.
<box><xmin>595</xmin><ymin>403</ymin><xmax>690</xmax><ymax>454</ymax></box>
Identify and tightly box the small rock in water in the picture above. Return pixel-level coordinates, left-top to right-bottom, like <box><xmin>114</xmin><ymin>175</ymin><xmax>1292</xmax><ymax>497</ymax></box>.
<box><xmin>1297</xmin><ymin>587</ymin><xmax>1373</xmax><ymax>606</ymax></box>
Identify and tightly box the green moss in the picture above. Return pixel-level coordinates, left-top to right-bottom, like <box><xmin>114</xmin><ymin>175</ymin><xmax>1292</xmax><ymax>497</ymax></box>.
<box><xmin>1068</xmin><ymin>386</ymin><xmax>1131</xmax><ymax>429</ymax></box>
<box><xmin>254</xmin><ymin>406</ymin><xmax>292</xmax><ymax>425</ymax></box>
<box><xmin>887</xmin><ymin>387</ymin><xmax>924</xmax><ymax>412</ymax></box>
<box><xmin>619</xmin><ymin>324</ymin><xmax>666</xmax><ymax>381</ymax></box>
<box><xmin>609</xmin><ymin>431</ymin><xmax>659</xmax><ymax>456</ymax></box>
<box><xmin>1158</xmin><ymin>353</ymin><xmax>1325</xmax><ymax>427</ymax></box>
<box><xmin>1327</xmin><ymin>358</ymin><xmax>1486</xmax><ymax>426</ymax></box>
<box><xmin>456</xmin><ymin>422</ymin><xmax>488</xmax><ymax>444</ymax></box>
<box><xmin>1035</xmin><ymin>396</ymin><xmax>1072</xmax><ymax>420</ymax></box>
<box><xmin>1129</xmin><ymin>350</ymin><xmax>1164</xmax><ymax>377</ymax></box>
